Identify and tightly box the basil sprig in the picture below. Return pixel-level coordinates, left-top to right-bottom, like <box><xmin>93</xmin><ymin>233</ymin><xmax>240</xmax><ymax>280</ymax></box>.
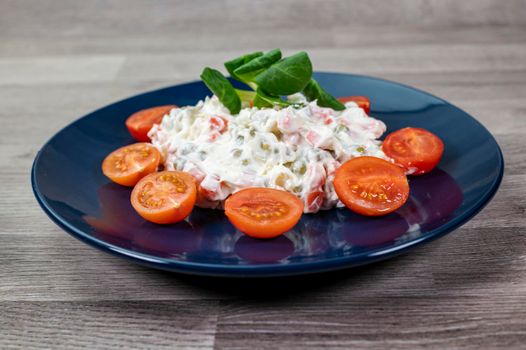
<box><xmin>302</xmin><ymin>79</ymin><xmax>345</xmax><ymax>111</ymax></box>
<box><xmin>200</xmin><ymin>67</ymin><xmax>241</xmax><ymax>114</ymax></box>
<box><xmin>200</xmin><ymin>49</ymin><xmax>342</xmax><ymax>114</ymax></box>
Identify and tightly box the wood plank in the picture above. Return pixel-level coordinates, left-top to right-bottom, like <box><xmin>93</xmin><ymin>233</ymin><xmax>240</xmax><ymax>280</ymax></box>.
<box><xmin>1</xmin><ymin>225</ymin><xmax>524</xmax><ymax>302</ymax></box>
<box><xmin>309</xmin><ymin>44</ymin><xmax>526</xmax><ymax>74</ymax></box>
<box><xmin>1</xmin><ymin>0</ymin><xmax>525</xmax><ymax>42</ymax></box>
<box><xmin>0</xmin><ymin>232</ymin><xmax>229</xmax><ymax>301</ymax></box>
<box><xmin>101</xmin><ymin>44</ymin><xmax>526</xmax><ymax>84</ymax></box>
<box><xmin>0</xmin><ymin>56</ymin><xmax>125</xmax><ymax>85</ymax></box>
<box><xmin>214</xmin><ymin>294</ymin><xmax>526</xmax><ymax>349</ymax></box>
<box><xmin>2</xmin><ymin>44</ymin><xmax>526</xmax><ymax>87</ymax></box>
<box><xmin>0</xmin><ymin>300</ymin><xmax>218</xmax><ymax>349</ymax></box>
<box><xmin>3</xmin><ymin>25</ymin><xmax>526</xmax><ymax>57</ymax></box>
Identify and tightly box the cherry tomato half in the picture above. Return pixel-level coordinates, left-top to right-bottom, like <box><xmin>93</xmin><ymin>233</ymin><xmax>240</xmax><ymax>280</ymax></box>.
<box><xmin>125</xmin><ymin>105</ymin><xmax>176</xmax><ymax>142</ymax></box>
<box><xmin>337</xmin><ymin>96</ymin><xmax>370</xmax><ymax>114</ymax></box>
<box><xmin>334</xmin><ymin>156</ymin><xmax>409</xmax><ymax>216</ymax></box>
<box><xmin>225</xmin><ymin>188</ymin><xmax>304</xmax><ymax>239</ymax></box>
<box><xmin>382</xmin><ymin>127</ymin><xmax>444</xmax><ymax>175</ymax></box>
<box><xmin>102</xmin><ymin>143</ymin><xmax>161</xmax><ymax>186</ymax></box>
<box><xmin>131</xmin><ymin>171</ymin><xmax>197</xmax><ymax>224</ymax></box>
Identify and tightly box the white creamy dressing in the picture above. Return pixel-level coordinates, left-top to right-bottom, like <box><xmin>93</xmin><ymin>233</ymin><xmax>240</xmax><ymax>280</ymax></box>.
<box><xmin>149</xmin><ymin>95</ymin><xmax>388</xmax><ymax>213</ymax></box>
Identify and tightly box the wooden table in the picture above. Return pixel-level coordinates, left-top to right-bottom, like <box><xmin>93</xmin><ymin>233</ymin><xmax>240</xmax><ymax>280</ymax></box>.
<box><xmin>1</xmin><ymin>1</ymin><xmax>525</xmax><ymax>348</ymax></box>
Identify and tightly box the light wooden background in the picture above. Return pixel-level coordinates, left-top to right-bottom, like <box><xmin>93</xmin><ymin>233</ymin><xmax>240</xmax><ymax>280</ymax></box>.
<box><xmin>1</xmin><ymin>1</ymin><xmax>526</xmax><ymax>349</ymax></box>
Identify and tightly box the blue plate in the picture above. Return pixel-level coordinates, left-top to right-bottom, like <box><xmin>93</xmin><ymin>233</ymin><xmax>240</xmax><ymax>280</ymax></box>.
<box><xmin>32</xmin><ymin>73</ymin><xmax>503</xmax><ymax>277</ymax></box>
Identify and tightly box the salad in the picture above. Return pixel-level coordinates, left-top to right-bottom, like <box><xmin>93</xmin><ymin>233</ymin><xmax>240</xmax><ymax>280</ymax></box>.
<box><xmin>102</xmin><ymin>49</ymin><xmax>444</xmax><ymax>239</ymax></box>
<box><xmin>148</xmin><ymin>95</ymin><xmax>386</xmax><ymax>213</ymax></box>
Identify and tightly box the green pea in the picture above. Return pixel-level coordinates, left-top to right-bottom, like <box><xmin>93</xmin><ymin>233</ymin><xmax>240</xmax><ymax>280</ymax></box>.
<box><xmin>292</xmin><ymin>161</ymin><xmax>307</xmax><ymax>175</ymax></box>
<box><xmin>232</xmin><ymin>149</ymin><xmax>242</xmax><ymax>158</ymax></box>
<box><xmin>335</xmin><ymin>125</ymin><xmax>348</xmax><ymax>133</ymax></box>
<box><xmin>292</xmin><ymin>185</ymin><xmax>303</xmax><ymax>193</ymax></box>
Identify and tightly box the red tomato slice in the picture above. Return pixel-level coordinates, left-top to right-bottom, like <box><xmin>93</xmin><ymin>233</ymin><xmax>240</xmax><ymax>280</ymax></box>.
<box><xmin>131</xmin><ymin>171</ymin><xmax>197</xmax><ymax>224</ymax></box>
<box><xmin>208</xmin><ymin>116</ymin><xmax>229</xmax><ymax>142</ymax></box>
<box><xmin>102</xmin><ymin>143</ymin><xmax>161</xmax><ymax>186</ymax></box>
<box><xmin>334</xmin><ymin>156</ymin><xmax>409</xmax><ymax>216</ymax></box>
<box><xmin>337</xmin><ymin>96</ymin><xmax>370</xmax><ymax>114</ymax></box>
<box><xmin>306</xmin><ymin>191</ymin><xmax>324</xmax><ymax>212</ymax></box>
<box><xmin>209</xmin><ymin>116</ymin><xmax>228</xmax><ymax>132</ymax></box>
<box><xmin>225</xmin><ymin>188</ymin><xmax>304</xmax><ymax>239</ymax></box>
<box><xmin>382</xmin><ymin>127</ymin><xmax>444</xmax><ymax>175</ymax></box>
<box><xmin>125</xmin><ymin>105</ymin><xmax>176</xmax><ymax>142</ymax></box>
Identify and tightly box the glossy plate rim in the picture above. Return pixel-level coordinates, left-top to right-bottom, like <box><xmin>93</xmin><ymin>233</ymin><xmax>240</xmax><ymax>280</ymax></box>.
<box><xmin>31</xmin><ymin>72</ymin><xmax>504</xmax><ymax>277</ymax></box>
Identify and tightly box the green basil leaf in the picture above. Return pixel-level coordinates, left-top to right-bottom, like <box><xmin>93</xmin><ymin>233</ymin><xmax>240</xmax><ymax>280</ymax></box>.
<box><xmin>252</xmin><ymin>94</ymin><xmax>273</xmax><ymax>108</ymax></box>
<box><xmin>255</xmin><ymin>51</ymin><xmax>312</xmax><ymax>95</ymax></box>
<box><xmin>302</xmin><ymin>79</ymin><xmax>345</xmax><ymax>111</ymax></box>
<box><xmin>234</xmin><ymin>49</ymin><xmax>282</xmax><ymax>78</ymax></box>
<box><xmin>235</xmin><ymin>89</ymin><xmax>256</xmax><ymax>104</ymax></box>
<box><xmin>253</xmin><ymin>88</ymin><xmax>290</xmax><ymax>108</ymax></box>
<box><xmin>200</xmin><ymin>67</ymin><xmax>241</xmax><ymax>114</ymax></box>
<box><xmin>224</xmin><ymin>51</ymin><xmax>263</xmax><ymax>80</ymax></box>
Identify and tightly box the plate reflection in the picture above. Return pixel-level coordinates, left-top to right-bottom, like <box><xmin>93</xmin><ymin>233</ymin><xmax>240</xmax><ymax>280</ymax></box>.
<box><xmin>84</xmin><ymin>168</ymin><xmax>462</xmax><ymax>264</ymax></box>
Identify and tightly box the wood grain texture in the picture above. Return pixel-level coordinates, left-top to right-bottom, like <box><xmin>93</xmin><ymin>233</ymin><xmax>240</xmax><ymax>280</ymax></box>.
<box><xmin>215</xmin><ymin>297</ymin><xmax>526</xmax><ymax>350</ymax></box>
<box><xmin>0</xmin><ymin>301</ymin><xmax>219</xmax><ymax>349</ymax></box>
<box><xmin>1</xmin><ymin>0</ymin><xmax>526</xmax><ymax>349</ymax></box>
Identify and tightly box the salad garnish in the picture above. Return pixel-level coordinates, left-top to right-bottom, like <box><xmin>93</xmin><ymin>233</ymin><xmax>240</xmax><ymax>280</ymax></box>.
<box><xmin>200</xmin><ymin>49</ymin><xmax>344</xmax><ymax>113</ymax></box>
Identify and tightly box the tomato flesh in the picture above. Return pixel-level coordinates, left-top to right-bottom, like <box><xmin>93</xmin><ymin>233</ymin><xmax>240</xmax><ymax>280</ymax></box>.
<box><xmin>125</xmin><ymin>105</ymin><xmax>176</xmax><ymax>142</ymax></box>
<box><xmin>131</xmin><ymin>171</ymin><xmax>197</xmax><ymax>224</ymax></box>
<box><xmin>334</xmin><ymin>156</ymin><xmax>409</xmax><ymax>216</ymax></box>
<box><xmin>208</xmin><ymin>115</ymin><xmax>229</xmax><ymax>141</ymax></box>
<box><xmin>102</xmin><ymin>143</ymin><xmax>161</xmax><ymax>186</ymax></box>
<box><xmin>225</xmin><ymin>188</ymin><xmax>304</xmax><ymax>239</ymax></box>
<box><xmin>209</xmin><ymin>116</ymin><xmax>228</xmax><ymax>132</ymax></box>
<box><xmin>337</xmin><ymin>96</ymin><xmax>370</xmax><ymax>114</ymax></box>
<box><xmin>306</xmin><ymin>191</ymin><xmax>324</xmax><ymax>212</ymax></box>
<box><xmin>382</xmin><ymin>127</ymin><xmax>444</xmax><ymax>175</ymax></box>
